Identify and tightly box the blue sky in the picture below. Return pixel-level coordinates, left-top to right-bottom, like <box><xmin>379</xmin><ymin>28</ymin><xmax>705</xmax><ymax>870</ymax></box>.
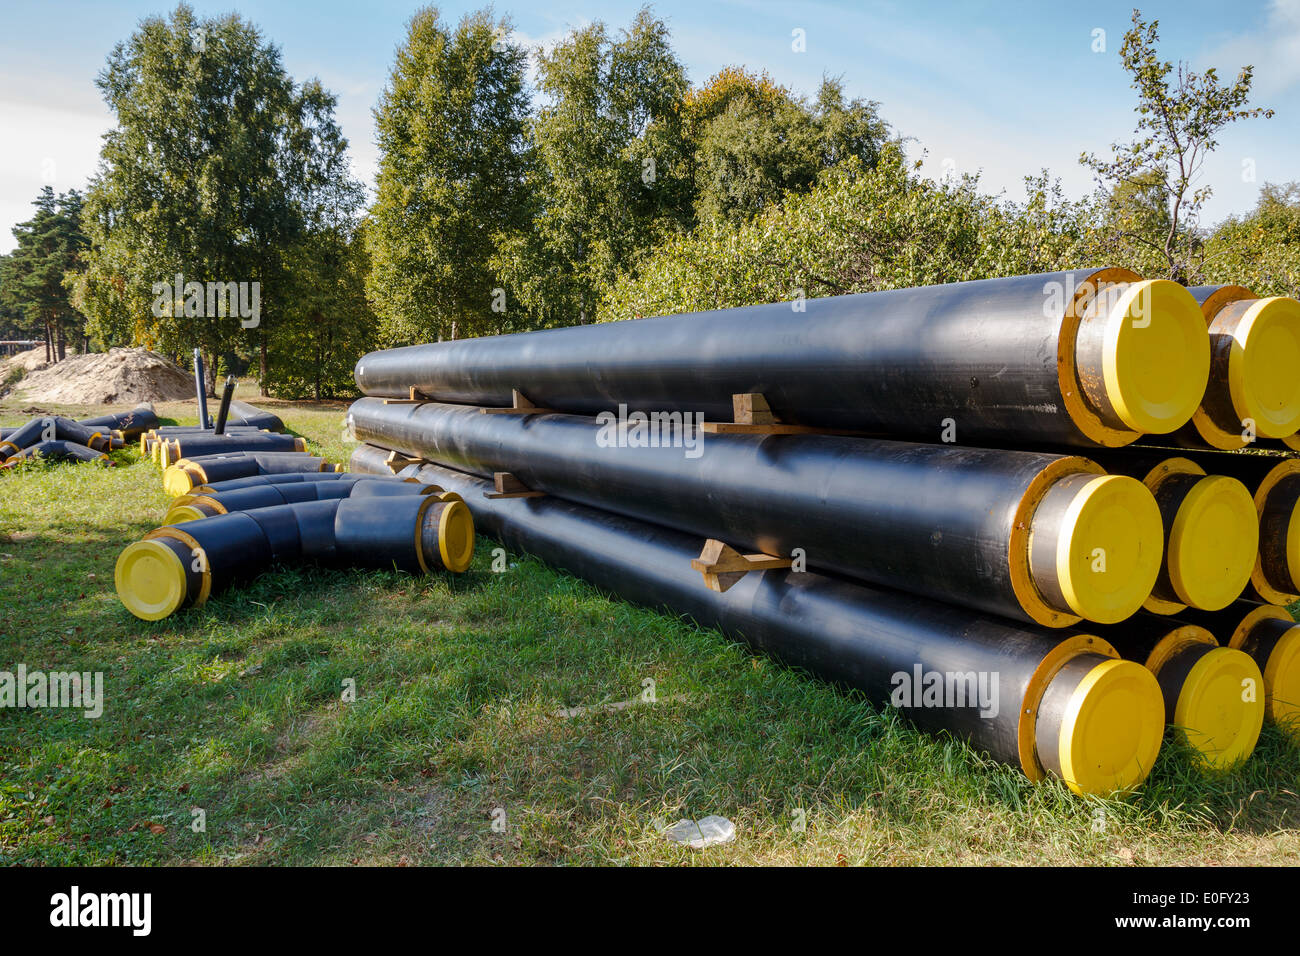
<box><xmin>1</xmin><ymin>0</ymin><xmax>1297</xmax><ymax>253</ymax></box>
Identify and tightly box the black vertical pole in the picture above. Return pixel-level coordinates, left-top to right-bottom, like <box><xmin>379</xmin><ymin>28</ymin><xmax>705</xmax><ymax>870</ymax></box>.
<box><xmin>193</xmin><ymin>349</ymin><xmax>211</xmax><ymax>430</ymax></box>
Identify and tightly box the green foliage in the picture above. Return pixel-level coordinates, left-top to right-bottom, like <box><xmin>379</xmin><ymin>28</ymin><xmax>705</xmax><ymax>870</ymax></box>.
<box><xmin>691</xmin><ymin>71</ymin><xmax>889</xmax><ymax>224</ymax></box>
<box><xmin>601</xmin><ymin>148</ymin><xmax>1090</xmax><ymax>320</ymax></box>
<box><xmin>0</xmin><ymin>187</ymin><xmax>88</xmax><ymax>356</ymax></box>
<box><xmin>1080</xmin><ymin>11</ymin><xmax>1273</xmax><ymax>282</ymax></box>
<box><xmin>1203</xmin><ymin>182</ymin><xmax>1300</xmax><ymax>297</ymax></box>
<box><xmin>494</xmin><ymin>6</ymin><xmax>692</xmax><ymax>327</ymax></box>
<box><xmin>367</xmin><ymin>6</ymin><xmax>533</xmax><ymax>345</ymax></box>
<box><xmin>72</xmin><ymin>2</ymin><xmax>363</xmax><ymax>394</ymax></box>
<box><xmin>263</xmin><ymin>224</ymin><xmax>376</xmax><ymax>399</ymax></box>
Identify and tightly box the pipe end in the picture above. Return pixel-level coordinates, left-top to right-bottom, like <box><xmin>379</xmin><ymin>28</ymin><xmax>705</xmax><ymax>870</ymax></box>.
<box><xmin>1055</xmin><ymin>474</ymin><xmax>1163</xmax><ymax>623</ymax></box>
<box><xmin>115</xmin><ymin>539</ymin><xmax>189</xmax><ymax>621</ymax></box>
<box><xmin>1228</xmin><ymin>297</ymin><xmax>1300</xmax><ymax>439</ymax></box>
<box><xmin>1167</xmin><ymin>475</ymin><xmax>1258</xmax><ymax>610</ymax></box>
<box><xmin>1262</xmin><ymin>625</ymin><xmax>1300</xmax><ymax>734</ymax></box>
<box><xmin>1098</xmin><ymin>280</ymin><xmax>1209</xmax><ymax>434</ymax></box>
<box><xmin>1056</xmin><ymin>657</ymin><xmax>1165</xmax><ymax>795</ymax></box>
<box><xmin>1174</xmin><ymin>646</ymin><xmax>1265</xmax><ymax>770</ymax></box>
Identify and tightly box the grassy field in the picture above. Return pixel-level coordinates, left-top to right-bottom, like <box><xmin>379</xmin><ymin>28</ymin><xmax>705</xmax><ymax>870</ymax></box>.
<box><xmin>2</xmin><ymin>384</ymin><xmax>1299</xmax><ymax>866</ymax></box>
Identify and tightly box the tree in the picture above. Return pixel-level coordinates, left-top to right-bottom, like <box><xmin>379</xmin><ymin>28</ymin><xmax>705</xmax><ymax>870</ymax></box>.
<box><xmin>72</xmin><ymin>3</ymin><xmax>362</xmax><ymax>393</ymax></box>
<box><xmin>496</xmin><ymin>6</ymin><xmax>692</xmax><ymax>327</ymax></box>
<box><xmin>1081</xmin><ymin>10</ymin><xmax>1273</xmax><ymax>283</ymax></box>
<box><xmin>689</xmin><ymin>71</ymin><xmax>889</xmax><ymax>224</ymax></box>
<box><xmin>367</xmin><ymin>6</ymin><xmax>533</xmax><ymax>346</ymax></box>
<box><xmin>267</xmin><ymin>222</ymin><xmax>376</xmax><ymax>399</ymax></box>
<box><xmin>1</xmin><ymin>187</ymin><xmax>88</xmax><ymax>362</ymax></box>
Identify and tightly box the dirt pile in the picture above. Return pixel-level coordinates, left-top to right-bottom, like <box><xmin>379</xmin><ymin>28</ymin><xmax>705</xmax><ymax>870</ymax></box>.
<box><xmin>11</xmin><ymin>348</ymin><xmax>195</xmax><ymax>404</ymax></box>
<box><xmin>0</xmin><ymin>346</ymin><xmax>51</xmax><ymax>380</ymax></box>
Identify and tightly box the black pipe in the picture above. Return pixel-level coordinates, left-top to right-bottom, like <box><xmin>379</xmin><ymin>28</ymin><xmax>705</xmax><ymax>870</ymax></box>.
<box><xmin>162</xmin><ymin>433</ymin><xmax>305</xmax><ymax>466</ymax></box>
<box><xmin>165</xmin><ymin>477</ymin><xmax>439</xmax><ymax>523</ymax></box>
<box><xmin>1090</xmin><ymin>616</ymin><xmax>1264</xmax><ymax>769</ymax></box>
<box><xmin>164</xmin><ymin>454</ymin><xmax>333</xmax><ymax>495</ymax></box>
<box><xmin>188</xmin><ymin>472</ymin><xmax>357</xmax><ymax>495</ymax></box>
<box><xmin>334</xmin><ymin>493</ymin><xmax>474</xmax><ymax>574</ymax></box>
<box><xmin>0</xmin><ymin>415</ymin><xmax>116</xmax><ymax>456</ymax></box>
<box><xmin>355</xmin><ymin>270</ymin><xmax>1211</xmax><ymax>447</ymax></box>
<box><xmin>352</xmin><ymin>452</ymin><xmax>1165</xmax><ymax>795</ymax></box>
<box><xmin>78</xmin><ymin>404</ymin><xmax>159</xmax><ymax>440</ymax></box>
<box><xmin>226</xmin><ymin>400</ymin><xmax>284</xmax><ymax>433</ymax></box>
<box><xmin>193</xmin><ymin>349</ymin><xmax>211</xmax><ymax>429</ymax></box>
<box><xmin>0</xmin><ymin>440</ymin><xmax>112</xmax><ymax>467</ymax></box>
<box><xmin>348</xmin><ymin>397</ymin><xmax>1167</xmax><ymax>626</ymax></box>
<box><xmin>1173</xmin><ymin>602</ymin><xmax>1300</xmax><ymax>735</ymax></box>
<box><xmin>213</xmin><ymin>377</ymin><xmax>236</xmax><ymax>435</ymax></box>
<box><xmin>116</xmin><ymin>489</ymin><xmax>472</xmax><ymax>620</ymax></box>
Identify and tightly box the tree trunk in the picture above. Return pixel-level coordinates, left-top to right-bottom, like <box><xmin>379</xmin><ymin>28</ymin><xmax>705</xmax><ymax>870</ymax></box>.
<box><xmin>259</xmin><ymin>330</ymin><xmax>268</xmax><ymax>397</ymax></box>
<box><xmin>43</xmin><ymin>320</ymin><xmax>53</xmax><ymax>364</ymax></box>
<box><xmin>56</xmin><ymin>323</ymin><xmax>66</xmax><ymax>361</ymax></box>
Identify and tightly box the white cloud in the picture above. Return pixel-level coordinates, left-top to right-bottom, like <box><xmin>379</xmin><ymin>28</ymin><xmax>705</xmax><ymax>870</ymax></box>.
<box><xmin>1205</xmin><ymin>0</ymin><xmax>1300</xmax><ymax>97</ymax></box>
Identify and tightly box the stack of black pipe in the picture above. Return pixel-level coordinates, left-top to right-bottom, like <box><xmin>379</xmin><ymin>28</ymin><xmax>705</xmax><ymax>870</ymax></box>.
<box><xmin>344</xmin><ymin>269</ymin><xmax>1300</xmax><ymax>793</ymax></box>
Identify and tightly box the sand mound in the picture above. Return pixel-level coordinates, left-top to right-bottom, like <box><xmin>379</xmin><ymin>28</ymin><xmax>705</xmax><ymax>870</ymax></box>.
<box><xmin>0</xmin><ymin>346</ymin><xmax>51</xmax><ymax>379</ymax></box>
<box><xmin>12</xmin><ymin>348</ymin><xmax>195</xmax><ymax>404</ymax></box>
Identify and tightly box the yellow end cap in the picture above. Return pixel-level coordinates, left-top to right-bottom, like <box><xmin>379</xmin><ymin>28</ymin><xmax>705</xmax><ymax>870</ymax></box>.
<box><xmin>438</xmin><ymin>500</ymin><xmax>476</xmax><ymax>573</ymax></box>
<box><xmin>1102</xmin><ymin>280</ymin><xmax>1210</xmax><ymax>433</ymax></box>
<box><xmin>1057</xmin><ymin>475</ymin><xmax>1164</xmax><ymax>623</ymax></box>
<box><xmin>114</xmin><ymin>539</ymin><xmax>188</xmax><ymax>621</ymax></box>
<box><xmin>437</xmin><ymin>491</ymin><xmax>463</xmax><ymax>504</ymax></box>
<box><xmin>1288</xmin><ymin>500</ymin><xmax>1300</xmax><ymax>593</ymax></box>
<box><xmin>1229</xmin><ymin>297</ymin><xmax>1300</xmax><ymax>438</ymax></box>
<box><xmin>163</xmin><ymin>503</ymin><xmax>208</xmax><ymax>525</ymax></box>
<box><xmin>1056</xmin><ymin>657</ymin><xmax>1165</xmax><ymax>795</ymax></box>
<box><xmin>1173</xmin><ymin>647</ymin><xmax>1265</xmax><ymax>770</ymax></box>
<box><xmin>1262</xmin><ymin>626</ymin><xmax>1300</xmax><ymax>734</ymax></box>
<box><xmin>1167</xmin><ymin>475</ymin><xmax>1259</xmax><ymax>610</ymax></box>
<box><xmin>163</xmin><ymin>466</ymin><xmax>198</xmax><ymax>497</ymax></box>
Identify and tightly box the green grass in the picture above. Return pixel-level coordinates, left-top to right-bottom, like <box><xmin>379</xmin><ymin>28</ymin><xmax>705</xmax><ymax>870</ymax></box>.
<box><xmin>2</xmin><ymin>385</ymin><xmax>1299</xmax><ymax>865</ymax></box>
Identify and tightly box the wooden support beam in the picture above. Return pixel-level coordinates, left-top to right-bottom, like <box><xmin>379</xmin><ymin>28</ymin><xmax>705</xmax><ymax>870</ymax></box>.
<box><xmin>384</xmin><ymin>386</ymin><xmax>433</xmax><ymax>405</ymax></box>
<box><xmin>700</xmin><ymin>392</ymin><xmax>868</xmax><ymax>436</ymax></box>
<box><xmin>484</xmin><ymin>471</ymin><xmax>547</xmax><ymax>499</ymax></box>
<box><xmin>480</xmin><ymin>388</ymin><xmax>561</xmax><ymax>416</ymax></box>
<box><xmin>384</xmin><ymin>450</ymin><xmax>425</xmax><ymax>473</ymax></box>
<box><xmin>690</xmin><ymin>538</ymin><xmax>792</xmax><ymax>592</ymax></box>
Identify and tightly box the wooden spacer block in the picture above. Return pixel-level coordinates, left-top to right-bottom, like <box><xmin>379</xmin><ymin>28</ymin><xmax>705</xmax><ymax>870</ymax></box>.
<box><xmin>690</xmin><ymin>538</ymin><xmax>792</xmax><ymax>592</ymax></box>
<box><xmin>484</xmin><ymin>471</ymin><xmax>547</xmax><ymax>499</ymax></box>
<box><xmin>480</xmin><ymin>388</ymin><xmax>561</xmax><ymax>416</ymax></box>
<box><xmin>384</xmin><ymin>450</ymin><xmax>425</xmax><ymax>473</ymax></box>
<box><xmin>384</xmin><ymin>386</ymin><xmax>433</xmax><ymax>405</ymax></box>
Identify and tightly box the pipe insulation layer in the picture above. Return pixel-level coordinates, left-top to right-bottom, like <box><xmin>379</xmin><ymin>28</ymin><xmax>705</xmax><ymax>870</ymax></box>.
<box><xmin>1093</xmin><ymin>618</ymin><xmax>1264</xmax><ymax>769</ymax></box>
<box><xmin>1184</xmin><ymin>286</ymin><xmax>1300</xmax><ymax>448</ymax></box>
<box><xmin>1175</xmin><ymin>602</ymin><xmax>1300</xmax><ymax>734</ymax></box>
<box><xmin>192</xmin><ymin>349</ymin><xmax>210</xmax><ymax>429</ymax></box>
<box><xmin>347</xmin><ymin>398</ymin><xmax>1165</xmax><ymax>626</ymax></box>
<box><xmin>354</xmin><ymin>270</ymin><xmax>1210</xmax><ymax>447</ymax></box>
<box><xmin>351</xmin><ymin>451</ymin><xmax>1165</xmax><ymax>794</ymax></box>
<box><xmin>1085</xmin><ymin>452</ymin><xmax>1259</xmax><ymax>613</ymax></box>
<box><xmin>188</xmin><ymin>472</ymin><xmax>358</xmax><ymax>495</ymax></box>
